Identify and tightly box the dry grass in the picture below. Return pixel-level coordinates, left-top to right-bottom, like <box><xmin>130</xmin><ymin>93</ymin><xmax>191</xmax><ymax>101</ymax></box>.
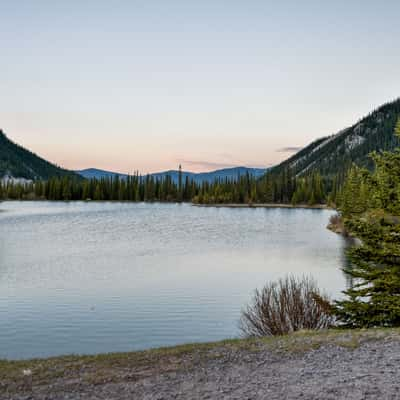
<box><xmin>1</xmin><ymin>328</ymin><xmax>400</xmax><ymax>394</ymax></box>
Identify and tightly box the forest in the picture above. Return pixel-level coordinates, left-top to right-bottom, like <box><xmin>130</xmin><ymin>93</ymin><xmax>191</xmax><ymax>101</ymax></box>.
<box><xmin>0</xmin><ymin>168</ymin><xmax>334</xmax><ymax>205</ymax></box>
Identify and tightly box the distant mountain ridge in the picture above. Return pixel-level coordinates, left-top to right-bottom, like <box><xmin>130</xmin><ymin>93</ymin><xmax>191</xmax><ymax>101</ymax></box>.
<box><xmin>76</xmin><ymin>166</ymin><xmax>268</xmax><ymax>183</ymax></box>
<box><xmin>0</xmin><ymin>130</ymin><xmax>78</xmax><ymax>180</ymax></box>
<box><xmin>271</xmin><ymin>98</ymin><xmax>400</xmax><ymax>178</ymax></box>
<box><xmin>75</xmin><ymin>168</ymin><xmax>126</xmax><ymax>180</ymax></box>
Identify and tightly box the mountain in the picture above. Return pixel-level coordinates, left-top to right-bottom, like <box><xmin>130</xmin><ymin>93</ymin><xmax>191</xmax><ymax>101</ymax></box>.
<box><xmin>75</xmin><ymin>168</ymin><xmax>127</xmax><ymax>180</ymax></box>
<box><xmin>151</xmin><ymin>167</ymin><xmax>268</xmax><ymax>184</ymax></box>
<box><xmin>77</xmin><ymin>166</ymin><xmax>268</xmax><ymax>183</ymax></box>
<box><xmin>0</xmin><ymin>130</ymin><xmax>78</xmax><ymax>180</ymax></box>
<box><xmin>271</xmin><ymin>98</ymin><xmax>400</xmax><ymax>178</ymax></box>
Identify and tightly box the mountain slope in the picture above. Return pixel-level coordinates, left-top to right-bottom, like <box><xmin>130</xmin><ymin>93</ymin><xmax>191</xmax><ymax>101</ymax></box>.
<box><xmin>0</xmin><ymin>130</ymin><xmax>78</xmax><ymax>180</ymax></box>
<box><xmin>77</xmin><ymin>166</ymin><xmax>268</xmax><ymax>183</ymax></box>
<box><xmin>75</xmin><ymin>168</ymin><xmax>127</xmax><ymax>180</ymax></box>
<box><xmin>149</xmin><ymin>167</ymin><xmax>267</xmax><ymax>184</ymax></box>
<box><xmin>271</xmin><ymin>98</ymin><xmax>400</xmax><ymax>177</ymax></box>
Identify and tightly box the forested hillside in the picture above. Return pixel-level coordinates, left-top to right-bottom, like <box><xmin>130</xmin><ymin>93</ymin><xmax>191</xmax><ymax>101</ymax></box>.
<box><xmin>272</xmin><ymin>98</ymin><xmax>400</xmax><ymax>178</ymax></box>
<box><xmin>0</xmin><ymin>130</ymin><xmax>77</xmax><ymax>180</ymax></box>
<box><xmin>190</xmin><ymin>99</ymin><xmax>400</xmax><ymax>205</ymax></box>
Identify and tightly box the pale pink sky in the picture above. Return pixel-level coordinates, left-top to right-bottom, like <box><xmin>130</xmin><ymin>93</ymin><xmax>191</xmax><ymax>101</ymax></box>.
<box><xmin>1</xmin><ymin>1</ymin><xmax>400</xmax><ymax>173</ymax></box>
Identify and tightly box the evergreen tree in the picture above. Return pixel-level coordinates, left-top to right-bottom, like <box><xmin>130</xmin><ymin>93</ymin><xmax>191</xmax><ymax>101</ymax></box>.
<box><xmin>178</xmin><ymin>164</ymin><xmax>183</xmax><ymax>202</ymax></box>
<box><xmin>335</xmin><ymin>118</ymin><xmax>400</xmax><ymax>327</ymax></box>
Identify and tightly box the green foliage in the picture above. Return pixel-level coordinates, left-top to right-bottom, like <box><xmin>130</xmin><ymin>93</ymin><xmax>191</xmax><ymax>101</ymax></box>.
<box><xmin>0</xmin><ymin>172</ymin><xmax>200</xmax><ymax>202</ymax></box>
<box><xmin>1</xmin><ymin>165</ymin><xmax>330</xmax><ymax>205</ymax></box>
<box><xmin>334</xmin><ymin>118</ymin><xmax>400</xmax><ymax>327</ymax></box>
<box><xmin>195</xmin><ymin>169</ymin><xmax>328</xmax><ymax>205</ymax></box>
<box><xmin>338</xmin><ymin>166</ymin><xmax>370</xmax><ymax>217</ymax></box>
<box><xmin>291</xmin><ymin>173</ymin><xmax>325</xmax><ymax>205</ymax></box>
<box><xmin>395</xmin><ymin>117</ymin><xmax>400</xmax><ymax>138</ymax></box>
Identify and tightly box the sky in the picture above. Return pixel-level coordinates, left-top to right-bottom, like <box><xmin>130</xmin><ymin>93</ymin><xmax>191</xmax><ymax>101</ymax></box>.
<box><xmin>1</xmin><ymin>1</ymin><xmax>400</xmax><ymax>173</ymax></box>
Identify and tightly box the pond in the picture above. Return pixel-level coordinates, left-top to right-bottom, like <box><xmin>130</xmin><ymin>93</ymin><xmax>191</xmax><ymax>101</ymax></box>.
<box><xmin>0</xmin><ymin>201</ymin><xmax>348</xmax><ymax>359</ymax></box>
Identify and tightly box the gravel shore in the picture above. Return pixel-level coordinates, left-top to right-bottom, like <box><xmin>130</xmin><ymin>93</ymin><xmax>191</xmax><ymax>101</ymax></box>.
<box><xmin>2</xmin><ymin>329</ymin><xmax>400</xmax><ymax>400</ymax></box>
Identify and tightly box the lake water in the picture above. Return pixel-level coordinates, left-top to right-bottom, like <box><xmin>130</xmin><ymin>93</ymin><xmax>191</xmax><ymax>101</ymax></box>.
<box><xmin>0</xmin><ymin>201</ymin><xmax>348</xmax><ymax>360</ymax></box>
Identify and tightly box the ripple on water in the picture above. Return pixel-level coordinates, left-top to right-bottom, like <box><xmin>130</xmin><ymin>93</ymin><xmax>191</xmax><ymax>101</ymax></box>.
<box><xmin>0</xmin><ymin>201</ymin><xmax>348</xmax><ymax>359</ymax></box>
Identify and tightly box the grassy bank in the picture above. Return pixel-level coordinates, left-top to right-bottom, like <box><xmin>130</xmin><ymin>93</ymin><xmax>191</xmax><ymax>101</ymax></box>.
<box><xmin>2</xmin><ymin>328</ymin><xmax>399</xmax><ymax>393</ymax></box>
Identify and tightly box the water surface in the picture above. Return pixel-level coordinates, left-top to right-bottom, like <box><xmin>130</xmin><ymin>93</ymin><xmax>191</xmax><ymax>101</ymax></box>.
<box><xmin>0</xmin><ymin>201</ymin><xmax>347</xmax><ymax>359</ymax></box>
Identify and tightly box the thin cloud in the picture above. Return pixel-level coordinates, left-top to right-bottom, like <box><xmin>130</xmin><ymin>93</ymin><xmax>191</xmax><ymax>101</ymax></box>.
<box><xmin>276</xmin><ymin>146</ymin><xmax>303</xmax><ymax>153</ymax></box>
<box><xmin>176</xmin><ymin>158</ymin><xmax>270</xmax><ymax>171</ymax></box>
<box><xmin>177</xmin><ymin>159</ymin><xmax>238</xmax><ymax>170</ymax></box>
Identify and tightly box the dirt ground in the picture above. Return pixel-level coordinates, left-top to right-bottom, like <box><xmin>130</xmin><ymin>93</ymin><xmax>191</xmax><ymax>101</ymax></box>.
<box><xmin>2</xmin><ymin>329</ymin><xmax>400</xmax><ymax>400</ymax></box>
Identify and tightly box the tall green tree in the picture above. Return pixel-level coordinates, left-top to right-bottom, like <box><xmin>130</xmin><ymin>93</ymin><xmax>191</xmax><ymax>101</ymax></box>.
<box><xmin>335</xmin><ymin>118</ymin><xmax>400</xmax><ymax>327</ymax></box>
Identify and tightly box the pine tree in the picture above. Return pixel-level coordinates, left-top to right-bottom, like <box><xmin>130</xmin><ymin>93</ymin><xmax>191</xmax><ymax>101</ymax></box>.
<box><xmin>94</xmin><ymin>183</ymin><xmax>103</xmax><ymax>201</ymax></box>
<box><xmin>178</xmin><ymin>164</ymin><xmax>183</xmax><ymax>202</ymax></box>
<box><xmin>335</xmin><ymin>118</ymin><xmax>400</xmax><ymax>327</ymax></box>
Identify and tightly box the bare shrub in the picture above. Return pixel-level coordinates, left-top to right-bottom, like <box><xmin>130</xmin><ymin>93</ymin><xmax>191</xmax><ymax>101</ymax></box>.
<box><xmin>327</xmin><ymin>213</ymin><xmax>348</xmax><ymax>236</ymax></box>
<box><xmin>329</xmin><ymin>213</ymin><xmax>341</xmax><ymax>226</ymax></box>
<box><xmin>240</xmin><ymin>275</ymin><xmax>334</xmax><ymax>337</ymax></box>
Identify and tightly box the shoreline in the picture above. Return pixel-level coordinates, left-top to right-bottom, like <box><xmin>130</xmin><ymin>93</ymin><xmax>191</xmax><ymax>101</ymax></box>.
<box><xmin>0</xmin><ymin>200</ymin><xmax>331</xmax><ymax>210</ymax></box>
<box><xmin>193</xmin><ymin>203</ymin><xmax>330</xmax><ymax>209</ymax></box>
<box><xmin>2</xmin><ymin>328</ymin><xmax>399</xmax><ymax>399</ymax></box>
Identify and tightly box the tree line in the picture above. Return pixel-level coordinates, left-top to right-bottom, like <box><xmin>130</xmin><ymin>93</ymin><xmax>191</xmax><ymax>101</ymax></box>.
<box><xmin>0</xmin><ymin>173</ymin><xmax>197</xmax><ymax>202</ymax></box>
<box><xmin>0</xmin><ymin>169</ymin><xmax>338</xmax><ymax>206</ymax></box>
<box><xmin>193</xmin><ymin>169</ymin><xmax>333</xmax><ymax>205</ymax></box>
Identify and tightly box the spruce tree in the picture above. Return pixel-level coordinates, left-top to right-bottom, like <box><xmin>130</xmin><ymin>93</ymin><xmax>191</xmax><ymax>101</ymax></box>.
<box><xmin>178</xmin><ymin>164</ymin><xmax>183</xmax><ymax>202</ymax></box>
<box><xmin>335</xmin><ymin>118</ymin><xmax>400</xmax><ymax>327</ymax></box>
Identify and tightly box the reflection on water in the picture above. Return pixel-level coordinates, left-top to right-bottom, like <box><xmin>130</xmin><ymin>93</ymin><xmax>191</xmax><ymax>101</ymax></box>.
<box><xmin>339</xmin><ymin>236</ymin><xmax>358</xmax><ymax>289</ymax></box>
<box><xmin>0</xmin><ymin>201</ymin><xmax>349</xmax><ymax>359</ymax></box>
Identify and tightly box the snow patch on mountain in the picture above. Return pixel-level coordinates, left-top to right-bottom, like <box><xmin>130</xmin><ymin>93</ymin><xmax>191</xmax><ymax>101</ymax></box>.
<box><xmin>344</xmin><ymin>134</ymin><xmax>365</xmax><ymax>152</ymax></box>
<box><xmin>289</xmin><ymin>128</ymin><xmax>351</xmax><ymax>170</ymax></box>
<box><xmin>1</xmin><ymin>174</ymin><xmax>32</xmax><ymax>185</ymax></box>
